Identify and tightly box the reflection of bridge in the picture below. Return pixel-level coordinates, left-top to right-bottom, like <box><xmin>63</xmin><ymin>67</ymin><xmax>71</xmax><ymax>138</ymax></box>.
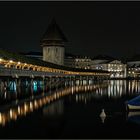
<box><xmin>0</xmin><ymin>82</ymin><xmax>108</xmax><ymax>126</ymax></box>
<box><xmin>0</xmin><ymin>79</ymin><xmax>139</xmax><ymax>126</ymax></box>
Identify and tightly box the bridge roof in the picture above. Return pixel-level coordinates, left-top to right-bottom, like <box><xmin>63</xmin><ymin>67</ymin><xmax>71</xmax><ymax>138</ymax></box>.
<box><xmin>0</xmin><ymin>49</ymin><xmax>109</xmax><ymax>74</ymax></box>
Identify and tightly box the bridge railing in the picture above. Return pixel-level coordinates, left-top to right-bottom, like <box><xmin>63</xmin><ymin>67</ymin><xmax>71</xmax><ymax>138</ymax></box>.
<box><xmin>0</xmin><ymin>67</ymin><xmax>70</xmax><ymax>77</ymax></box>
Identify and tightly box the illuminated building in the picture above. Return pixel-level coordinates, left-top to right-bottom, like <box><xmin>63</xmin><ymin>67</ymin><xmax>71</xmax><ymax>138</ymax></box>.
<box><xmin>40</xmin><ymin>18</ymin><xmax>68</xmax><ymax>65</ymax></box>
<box><xmin>64</xmin><ymin>54</ymin><xmax>127</xmax><ymax>78</ymax></box>
<box><xmin>74</xmin><ymin>56</ymin><xmax>92</xmax><ymax>69</ymax></box>
<box><xmin>106</xmin><ymin>60</ymin><xmax>127</xmax><ymax>78</ymax></box>
<box><xmin>127</xmin><ymin>55</ymin><xmax>140</xmax><ymax>78</ymax></box>
<box><xmin>91</xmin><ymin>55</ymin><xmax>127</xmax><ymax>78</ymax></box>
<box><xmin>65</xmin><ymin>54</ymin><xmax>92</xmax><ymax>69</ymax></box>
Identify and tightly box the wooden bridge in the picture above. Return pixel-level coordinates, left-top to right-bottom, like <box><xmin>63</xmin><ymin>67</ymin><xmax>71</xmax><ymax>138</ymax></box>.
<box><xmin>0</xmin><ymin>49</ymin><xmax>110</xmax><ymax>79</ymax></box>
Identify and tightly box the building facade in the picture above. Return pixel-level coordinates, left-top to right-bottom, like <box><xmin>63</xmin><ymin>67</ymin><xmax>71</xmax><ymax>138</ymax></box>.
<box><xmin>64</xmin><ymin>54</ymin><xmax>127</xmax><ymax>78</ymax></box>
<box><xmin>74</xmin><ymin>57</ymin><xmax>92</xmax><ymax>69</ymax></box>
<box><xmin>92</xmin><ymin>60</ymin><xmax>127</xmax><ymax>78</ymax></box>
<box><xmin>64</xmin><ymin>54</ymin><xmax>92</xmax><ymax>69</ymax></box>
<box><xmin>127</xmin><ymin>61</ymin><xmax>140</xmax><ymax>78</ymax></box>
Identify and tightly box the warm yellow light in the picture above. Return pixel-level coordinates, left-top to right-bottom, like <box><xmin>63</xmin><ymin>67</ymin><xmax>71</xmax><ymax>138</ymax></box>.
<box><xmin>9</xmin><ymin>60</ymin><xmax>13</xmax><ymax>63</ymax></box>
<box><xmin>18</xmin><ymin>106</ymin><xmax>21</xmax><ymax>114</ymax></box>
<box><xmin>18</xmin><ymin>61</ymin><xmax>21</xmax><ymax>64</ymax></box>
<box><xmin>10</xmin><ymin>109</ymin><xmax>13</xmax><ymax>118</ymax></box>
<box><xmin>0</xmin><ymin>113</ymin><xmax>2</xmax><ymax>123</ymax></box>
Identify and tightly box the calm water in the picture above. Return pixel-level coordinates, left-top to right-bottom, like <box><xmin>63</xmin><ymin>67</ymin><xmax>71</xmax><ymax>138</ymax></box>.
<box><xmin>0</xmin><ymin>79</ymin><xmax>139</xmax><ymax>138</ymax></box>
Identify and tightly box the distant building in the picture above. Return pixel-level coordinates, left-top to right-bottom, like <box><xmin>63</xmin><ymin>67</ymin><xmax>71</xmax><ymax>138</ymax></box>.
<box><xmin>91</xmin><ymin>55</ymin><xmax>114</xmax><ymax>70</ymax></box>
<box><xmin>74</xmin><ymin>56</ymin><xmax>92</xmax><ymax>69</ymax></box>
<box><xmin>91</xmin><ymin>55</ymin><xmax>127</xmax><ymax>78</ymax></box>
<box><xmin>64</xmin><ymin>54</ymin><xmax>127</xmax><ymax>78</ymax></box>
<box><xmin>127</xmin><ymin>55</ymin><xmax>140</xmax><ymax>78</ymax></box>
<box><xmin>40</xmin><ymin>18</ymin><xmax>68</xmax><ymax>65</ymax></box>
<box><xmin>64</xmin><ymin>53</ymin><xmax>92</xmax><ymax>69</ymax></box>
<box><xmin>106</xmin><ymin>60</ymin><xmax>127</xmax><ymax>78</ymax></box>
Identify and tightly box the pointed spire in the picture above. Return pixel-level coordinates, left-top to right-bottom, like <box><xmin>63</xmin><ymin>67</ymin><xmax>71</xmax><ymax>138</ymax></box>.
<box><xmin>42</xmin><ymin>18</ymin><xmax>68</xmax><ymax>42</ymax></box>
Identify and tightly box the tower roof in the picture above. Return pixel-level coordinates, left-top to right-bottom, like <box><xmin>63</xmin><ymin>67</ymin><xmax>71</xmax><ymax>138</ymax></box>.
<box><xmin>42</xmin><ymin>18</ymin><xmax>68</xmax><ymax>42</ymax></box>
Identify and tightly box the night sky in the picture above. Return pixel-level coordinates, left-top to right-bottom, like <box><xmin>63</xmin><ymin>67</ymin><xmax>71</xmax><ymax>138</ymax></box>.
<box><xmin>0</xmin><ymin>1</ymin><xmax>140</xmax><ymax>60</ymax></box>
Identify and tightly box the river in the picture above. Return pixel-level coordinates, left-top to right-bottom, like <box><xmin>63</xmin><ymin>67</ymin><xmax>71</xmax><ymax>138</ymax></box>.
<box><xmin>0</xmin><ymin>79</ymin><xmax>139</xmax><ymax>138</ymax></box>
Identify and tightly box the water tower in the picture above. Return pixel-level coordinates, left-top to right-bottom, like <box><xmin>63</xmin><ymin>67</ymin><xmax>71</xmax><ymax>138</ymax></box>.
<box><xmin>40</xmin><ymin>18</ymin><xmax>68</xmax><ymax>65</ymax></box>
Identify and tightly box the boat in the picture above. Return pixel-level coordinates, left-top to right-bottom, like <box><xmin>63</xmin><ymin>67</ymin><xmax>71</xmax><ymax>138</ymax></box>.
<box><xmin>126</xmin><ymin>95</ymin><xmax>140</xmax><ymax>110</ymax></box>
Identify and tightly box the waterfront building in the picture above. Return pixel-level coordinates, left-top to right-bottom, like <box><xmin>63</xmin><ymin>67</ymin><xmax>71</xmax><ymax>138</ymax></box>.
<box><xmin>91</xmin><ymin>55</ymin><xmax>127</xmax><ymax>78</ymax></box>
<box><xmin>61</xmin><ymin>54</ymin><xmax>127</xmax><ymax>78</ymax></box>
<box><xmin>127</xmin><ymin>55</ymin><xmax>140</xmax><ymax>78</ymax></box>
<box><xmin>106</xmin><ymin>60</ymin><xmax>127</xmax><ymax>78</ymax></box>
<box><xmin>40</xmin><ymin>18</ymin><xmax>68</xmax><ymax>65</ymax></box>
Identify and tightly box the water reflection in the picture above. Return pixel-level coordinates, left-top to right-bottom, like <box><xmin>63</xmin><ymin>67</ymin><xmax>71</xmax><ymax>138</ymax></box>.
<box><xmin>0</xmin><ymin>82</ymin><xmax>108</xmax><ymax>126</ymax></box>
<box><xmin>127</xmin><ymin>111</ymin><xmax>140</xmax><ymax>125</ymax></box>
<box><xmin>108</xmin><ymin>80</ymin><xmax>140</xmax><ymax>97</ymax></box>
<box><xmin>72</xmin><ymin>80</ymin><xmax>140</xmax><ymax>104</ymax></box>
<box><xmin>43</xmin><ymin>100</ymin><xmax>64</xmax><ymax>117</ymax></box>
<box><xmin>0</xmin><ymin>79</ymin><xmax>140</xmax><ymax>127</ymax></box>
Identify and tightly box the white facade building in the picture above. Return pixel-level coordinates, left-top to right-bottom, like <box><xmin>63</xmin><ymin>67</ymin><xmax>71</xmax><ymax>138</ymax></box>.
<box><xmin>91</xmin><ymin>56</ymin><xmax>127</xmax><ymax>78</ymax></box>
<box><xmin>127</xmin><ymin>60</ymin><xmax>140</xmax><ymax>78</ymax></box>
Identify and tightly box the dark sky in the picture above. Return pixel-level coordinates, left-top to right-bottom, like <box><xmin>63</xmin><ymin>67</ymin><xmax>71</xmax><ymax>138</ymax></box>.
<box><xmin>0</xmin><ymin>1</ymin><xmax>140</xmax><ymax>60</ymax></box>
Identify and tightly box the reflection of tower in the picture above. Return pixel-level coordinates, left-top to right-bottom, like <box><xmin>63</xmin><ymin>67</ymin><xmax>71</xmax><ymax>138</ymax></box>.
<box><xmin>40</xmin><ymin>18</ymin><xmax>68</xmax><ymax>65</ymax></box>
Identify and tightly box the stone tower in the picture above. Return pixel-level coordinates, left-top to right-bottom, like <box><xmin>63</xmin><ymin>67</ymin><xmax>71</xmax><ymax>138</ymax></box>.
<box><xmin>40</xmin><ymin>18</ymin><xmax>68</xmax><ymax>65</ymax></box>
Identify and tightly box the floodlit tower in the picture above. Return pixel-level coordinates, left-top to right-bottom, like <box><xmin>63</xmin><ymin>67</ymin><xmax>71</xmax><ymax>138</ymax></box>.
<box><xmin>40</xmin><ymin>18</ymin><xmax>68</xmax><ymax>65</ymax></box>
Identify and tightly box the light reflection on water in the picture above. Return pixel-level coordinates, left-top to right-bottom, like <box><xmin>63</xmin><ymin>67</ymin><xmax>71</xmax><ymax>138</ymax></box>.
<box><xmin>0</xmin><ymin>79</ymin><xmax>139</xmax><ymax>138</ymax></box>
<box><xmin>74</xmin><ymin>80</ymin><xmax>140</xmax><ymax>103</ymax></box>
<box><xmin>0</xmin><ymin>81</ymin><xmax>108</xmax><ymax>126</ymax></box>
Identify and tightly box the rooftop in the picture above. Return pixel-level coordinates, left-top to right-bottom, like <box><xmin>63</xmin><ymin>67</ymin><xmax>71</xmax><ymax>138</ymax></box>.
<box><xmin>41</xmin><ymin>18</ymin><xmax>68</xmax><ymax>43</ymax></box>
